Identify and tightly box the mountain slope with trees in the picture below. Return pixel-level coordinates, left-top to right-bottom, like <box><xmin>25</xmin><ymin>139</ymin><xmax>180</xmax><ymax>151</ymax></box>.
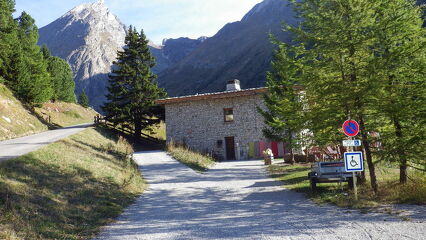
<box><xmin>157</xmin><ymin>0</ymin><xmax>298</xmax><ymax>96</ymax></box>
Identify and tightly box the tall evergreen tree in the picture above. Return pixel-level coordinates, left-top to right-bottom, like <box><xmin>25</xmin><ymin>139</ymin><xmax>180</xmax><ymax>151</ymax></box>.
<box><xmin>286</xmin><ymin>0</ymin><xmax>382</xmax><ymax>193</ymax></box>
<box><xmin>41</xmin><ymin>46</ymin><xmax>76</xmax><ymax>103</ymax></box>
<box><xmin>259</xmin><ymin>43</ymin><xmax>306</xmax><ymax>164</ymax></box>
<box><xmin>369</xmin><ymin>0</ymin><xmax>426</xmax><ymax>182</ymax></box>
<box><xmin>79</xmin><ymin>90</ymin><xmax>89</xmax><ymax>108</ymax></box>
<box><xmin>0</xmin><ymin>0</ymin><xmax>20</xmax><ymax>85</ymax></box>
<box><xmin>15</xmin><ymin>11</ymin><xmax>52</xmax><ymax>104</ymax></box>
<box><xmin>103</xmin><ymin>26</ymin><xmax>166</xmax><ymax>137</ymax></box>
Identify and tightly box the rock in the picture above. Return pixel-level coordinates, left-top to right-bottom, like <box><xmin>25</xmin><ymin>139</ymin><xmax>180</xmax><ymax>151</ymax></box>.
<box><xmin>38</xmin><ymin>0</ymin><xmax>126</xmax><ymax>111</ymax></box>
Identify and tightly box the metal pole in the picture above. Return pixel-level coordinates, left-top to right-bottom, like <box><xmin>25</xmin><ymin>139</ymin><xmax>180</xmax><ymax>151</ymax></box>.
<box><xmin>349</xmin><ymin>137</ymin><xmax>358</xmax><ymax>201</ymax></box>
<box><xmin>353</xmin><ymin>171</ymin><xmax>358</xmax><ymax>200</ymax></box>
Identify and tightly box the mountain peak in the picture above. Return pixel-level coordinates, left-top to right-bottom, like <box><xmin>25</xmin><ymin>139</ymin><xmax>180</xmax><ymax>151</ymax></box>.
<box><xmin>242</xmin><ymin>0</ymin><xmax>291</xmax><ymax>22</ymax></box>
<box><xmin>39</xmin><ymin>0</ymin><xmax>127</xmax><ymax>110</ymax></box>
<box><xmin>66</xmin><ymin>0</ymin><xmax>110</xmax><ymax>22</ymax></box>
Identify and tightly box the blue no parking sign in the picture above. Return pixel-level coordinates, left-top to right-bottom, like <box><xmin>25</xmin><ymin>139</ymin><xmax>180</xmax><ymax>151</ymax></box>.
<box><xmin>342</xmin><ymin>120</ymin><xmax>359</xmax><ymax>137</ymax></box>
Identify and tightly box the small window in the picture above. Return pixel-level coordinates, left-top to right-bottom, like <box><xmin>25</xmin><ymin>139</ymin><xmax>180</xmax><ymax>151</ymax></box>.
<box><xmin>224</xmin><ymin>108</ymin><xmax>234</xmax><ymax>122</ymax></box>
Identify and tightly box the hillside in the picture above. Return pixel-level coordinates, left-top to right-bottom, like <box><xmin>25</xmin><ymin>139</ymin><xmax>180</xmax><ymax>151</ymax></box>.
<box><xmin>0</xmin><ymin>84</ymin><xmax>47</xmax><ymax>140</ymax></box>
<box><xmin>0</xmin><ymin>84</ymin><xmax>97</xmax><ymax>141</ymax></box>
<box><xmin>0</xmin><ymin>127</ymin><xmax>145</xmax><ymax>239</ymax></box>
<box><xmin>34</xmin><ymin>102</ymin><xmax>97</xmax><ymax>128</ymax></box>
<box><xmin>157</xmin><ymin>0</ymin><xmax>298</xmax><ymax>96</ymax></box>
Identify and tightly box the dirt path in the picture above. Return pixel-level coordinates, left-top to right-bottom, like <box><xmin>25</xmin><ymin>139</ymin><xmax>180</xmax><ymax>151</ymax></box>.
<box><xmin>96</xmin><ymin>151</ymin><xmax>425</xmax><ymax>240</ymax></box>
<box><xmin>0</xmin><ymin>123</ymin><xmax>92</xmax><ymax>162</ymax></box>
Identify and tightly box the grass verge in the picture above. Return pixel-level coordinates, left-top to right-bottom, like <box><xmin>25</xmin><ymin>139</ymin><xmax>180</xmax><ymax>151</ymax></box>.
<box><xmin>34</xmin><ymin>102</ymin><xmax>97</xmax><ymax>128</ymax></box>
<box><xmin>0</xmin><ymin>127</ymin><xmax>145</xmax><ymax>240</ymax></box>
<box><xmin>269</xmin><ymin>162</ymin><xmax>426</xmax><ymax>209</ymax></box>
<box><xmin>166</xmin><ymin>142</ymin><xmax>216</xmax><ymax>172</ymax></box>
<box><xmin>0</xmin><ymin>84</ymin><xmax>48</xmax><ymax>141</ymax></box>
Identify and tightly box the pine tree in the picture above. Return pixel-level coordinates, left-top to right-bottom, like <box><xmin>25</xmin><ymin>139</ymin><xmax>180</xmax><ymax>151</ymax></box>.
<box><xmin>41</xmin><ymin>45</ymin><xmax>76</xmax><ymax>103</ymax></box>
<box><xmin>369</xmin><ymin>0</ymin><xmax>426</xmax><ymax>182</ymax></box>
<box><xmin>259</xmin><ymin>43</ymin><xmax>306</xmax><ymax>164</ymax></box>
<box><xmin>79</xmin><ymin>90</ymin><xmax>89</xmax><ymax>108</ymax></box>
<box><xmin>103</xmin><ymin>26</ymin><xmax>166</xmax><ymax>137</ymax></box>
<box><xmin>287</xmin><ymin>0</ymin><xmax>382</xmax><ymax>193</ymax></box>
<box><xmin>15</xmin><ymin>11</ymin><xmax>52</xmax><ymax>104</ymax></box>
<box><xmin>0</xmin><ymin>0</ymin><xmax>20</xmax><ymax>85</ymax></box>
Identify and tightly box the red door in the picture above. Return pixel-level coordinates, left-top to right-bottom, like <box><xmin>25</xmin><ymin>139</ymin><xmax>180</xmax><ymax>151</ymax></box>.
<box><xmin>271</xmin><ymin>142</ymin><xmax>279</xmax><ymax>157</ymax></box>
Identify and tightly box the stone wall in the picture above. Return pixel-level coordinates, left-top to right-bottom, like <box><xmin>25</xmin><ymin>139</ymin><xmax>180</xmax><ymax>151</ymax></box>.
<box><xmin>165</xmin><ymin>94</ymin><xmax>267</xmax><ymax>160</ymax></box>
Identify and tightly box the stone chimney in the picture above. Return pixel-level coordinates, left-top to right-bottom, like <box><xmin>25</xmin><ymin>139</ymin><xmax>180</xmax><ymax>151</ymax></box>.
<box><xmin>226</xmin><ymin>79</ymin><xmax>241</xmax><ymax>91</ymax></box>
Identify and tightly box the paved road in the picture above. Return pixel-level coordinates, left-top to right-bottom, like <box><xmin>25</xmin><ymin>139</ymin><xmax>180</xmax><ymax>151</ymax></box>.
<box><xmin>96</xmin><ymin>151</ymin><xmax>426</xmax><ymax>240</ymax></box>
<box><xmin>0</xmin><ymin>123</ymin><xmax>92</xmax><ymax>162</ymax></box>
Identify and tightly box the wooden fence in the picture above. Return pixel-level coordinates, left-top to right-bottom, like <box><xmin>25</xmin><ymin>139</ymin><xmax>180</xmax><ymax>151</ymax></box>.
<box><xmin>94</xmin><ymin>115</ymin><xmax>162</xmax><ymax>145</ymax></box>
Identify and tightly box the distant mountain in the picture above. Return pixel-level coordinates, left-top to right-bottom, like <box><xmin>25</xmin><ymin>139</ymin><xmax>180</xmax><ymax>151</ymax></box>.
<box><xmin>38</xmin><ymin>0</ymin><xmax>125</xmax><ymax>110</ymax></box>
<box><xmin>150</xmin><ymin>37</ymin><xmax>207</xmax><ymax>74</ymax></box>
<box><xmin>38</xmin><ymin>0</ymin><xmax>206</xmax><ymax>110</ymax></box>
<box><xmin>157</xmin><ymin>0</ymin><xmax>298</xmax><ymax>97</ymax></box>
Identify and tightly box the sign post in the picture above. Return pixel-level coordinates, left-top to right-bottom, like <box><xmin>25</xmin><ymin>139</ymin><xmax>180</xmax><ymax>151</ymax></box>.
<box><xmin>342</xmin><ymin>120</ymin><xmax>362</xmax><ymax>200</ymax></box>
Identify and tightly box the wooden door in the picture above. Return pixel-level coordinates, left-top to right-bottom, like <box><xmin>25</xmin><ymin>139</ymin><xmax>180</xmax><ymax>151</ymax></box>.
<box><xmin>225</xmin><ymin>137</ymin><xmax>236</xmax><ymax>160</ymax></box>
<box><xmin>271</xmin><ymin>142</ymin><xmax>279</xmax><ymax>157</ymax></box>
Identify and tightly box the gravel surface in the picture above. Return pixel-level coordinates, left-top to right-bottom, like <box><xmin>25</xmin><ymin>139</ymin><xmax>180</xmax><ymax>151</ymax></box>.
<box><xmin>0</xmin><ymin>123</ymin><xmax>92</xmax><ymax>162</ymax></box>
<box><xmin>96</xmin><ymin>151</ymin><xmax>426</xmax><ymax>240</ymax></box>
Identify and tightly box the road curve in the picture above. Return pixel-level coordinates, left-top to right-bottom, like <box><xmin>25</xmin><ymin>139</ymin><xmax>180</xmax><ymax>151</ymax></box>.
<box><xmin>96</xmin><ymin>151</ymin><xmax>425</xmax><ymax>240</ymax></box>
<box><xmin>0</xmin><ymin>123</ymin><xmax>92</xmax><ymax>162</ymax></box>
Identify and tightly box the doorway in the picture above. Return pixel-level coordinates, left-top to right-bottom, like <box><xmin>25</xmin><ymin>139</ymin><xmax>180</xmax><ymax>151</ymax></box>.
<box><xmin>225</xmin><ymin>136</ymin><xmax>236</xmax><ymax>160</ymax></box>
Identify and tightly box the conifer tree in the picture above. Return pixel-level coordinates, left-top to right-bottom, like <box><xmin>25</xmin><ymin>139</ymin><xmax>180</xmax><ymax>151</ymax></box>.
<box><xmin>287</xmin><ymin>0</ymin><xmax>382</xmax><ymax>193</ymax></box>
<box><xmin>0</xmin><ymin>0</ymin><xmax>20</xmax><ymax>85</ymax></box>
<box><xmin>369</xmin><ymin>0</ymin><xmax>426</xmax><ymax>182</ymax></box>
<box><xmin>41</xmin><ymin>47</ymin><xmax>76</xmax><ymax>103</ymax></box>
<box><xmin>79</xmin><ymin>90</ymin><xmax>89</xmax><ymax>108</ymax></box>
<box><xmin>259</xmin><ymin>43</ymin><xmax>306</xmax><ymax>164</ymax></box>
<box><xmin>103</xmin><ymin>26</ymin><xmax>166</xmax><ymax>137</ymax></box>
<box><xmin>15</xmin><ymin>11</ymin><xmax>52</xmax><ymax>104</ymax></box>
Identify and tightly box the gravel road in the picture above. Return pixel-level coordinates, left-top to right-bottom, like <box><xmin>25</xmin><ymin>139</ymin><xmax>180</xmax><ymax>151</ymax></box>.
<box><xmin>96</xmin><ymin>151</ymin><xmax>425</xmax><ymax>240</ymax></box>
<box><xmin>0</xmin><ymin>123</ymin><xmax>92</xmax><ymax>162</ymax></box>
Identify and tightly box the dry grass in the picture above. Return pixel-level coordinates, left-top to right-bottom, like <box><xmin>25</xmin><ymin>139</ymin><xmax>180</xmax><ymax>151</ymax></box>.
<box><xmin>0</xmin><ymin>127</ymin><xmax>145</xmax><ymax>240</ymax></box>
<box><xmin>166</xmin><ymin>141</ymin><xmax>216</xmax><ymax>172</ymax></box>
<box><xmin>268</xmin><ymin>162</ymin><xmax>426</xmax><ymax>209</ymax></box>
<box><xmin>0</xmin><ymin>83</ymin><xmax>98</xmax><ymax>141</ymax></box>
<box><xmin>143</xmin><ymin>121</ymin><xmax>166</xmax><ymax>140</ymax></box>
<box><xmin>34</xmin><ymin>102</ymin><xmax>97</xmax><ymax>128</ymax></box>
<box><xmin>0</xmin><ymin>84</ymin><xmax>47</xmax><ymax>141</ymax></box>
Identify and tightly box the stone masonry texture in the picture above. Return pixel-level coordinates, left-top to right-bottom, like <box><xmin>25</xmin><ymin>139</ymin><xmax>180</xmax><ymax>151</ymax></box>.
<box><xmin>165</xmin><ymin>93</ymin><xmax>267</xmax><ymax>160</ymax></box>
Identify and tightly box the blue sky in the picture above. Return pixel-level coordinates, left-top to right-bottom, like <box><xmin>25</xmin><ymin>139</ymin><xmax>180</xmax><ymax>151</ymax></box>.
<box><xmin>14</xmin><ymin>0</ymin><xmax>263</xmax><ymax>45</ymax></box>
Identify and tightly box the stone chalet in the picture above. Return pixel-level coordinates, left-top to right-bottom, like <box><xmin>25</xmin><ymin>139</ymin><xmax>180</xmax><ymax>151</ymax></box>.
<box><xmin>156</xmin><ymin>80</ymin><xmax>288</xmax><ymax>160</ymax></box>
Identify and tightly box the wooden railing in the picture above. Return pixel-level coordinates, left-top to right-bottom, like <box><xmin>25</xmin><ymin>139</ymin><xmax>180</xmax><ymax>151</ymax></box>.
<box><xmin>94</xmin><ymin>115</ymin><xmax>162</xmax><ymax>144</ymax></box>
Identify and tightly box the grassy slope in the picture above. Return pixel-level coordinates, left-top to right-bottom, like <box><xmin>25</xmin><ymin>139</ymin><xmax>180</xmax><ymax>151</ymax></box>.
<box><xmin>0</xmin><ymin>84</ymin><xmax>48</xmax><ymax>140</ymax></box>
<box><xmin>166</xmin><ymin>142</ymin><xmax>216</xmax><ymax>172</ymax></box>
<box><xmin>34</xmin><ymin>102</ymin><xmax>97</xmax><ymax>128</ymax></box>
<box><xmin>269</xmin><ymin>162</ymin><xmax>426</xmax><ymax>208</ymax></box>
<box><xmin>0</xmin><ymin>83</ymin><xmax>97</xmax><ymax>141</ymax></box>
<box><xmin>0</xmin><ymin>127</ymin><xmax>145</xmax><ymax>240</ymax></box>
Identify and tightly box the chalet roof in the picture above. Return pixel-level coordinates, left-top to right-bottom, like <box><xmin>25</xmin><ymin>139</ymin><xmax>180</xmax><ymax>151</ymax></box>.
<box><xmin>156</xmin><ymin>87</ymin><xmax>267</xmax><ymax>105</ymax></box>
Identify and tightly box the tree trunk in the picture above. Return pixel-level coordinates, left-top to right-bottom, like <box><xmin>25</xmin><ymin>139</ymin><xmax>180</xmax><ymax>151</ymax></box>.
<box><xmin>134</xmin><ymin>119</ymin><xmax>142</xmax><ymax>139</ymax></box>
<box><xmin>394</xmin><ymin>119</ymin><xmax>408</xmax><ymax>184</ymax></box>
<box><xmin>289</xmin><ymin>132</ymin><xmax>295</xmax><ymax>164</ymax></box>
<box><xmin>359</xmin><ymin>116</ymin><xmax>378</xmax><ymax>194</ymax></box>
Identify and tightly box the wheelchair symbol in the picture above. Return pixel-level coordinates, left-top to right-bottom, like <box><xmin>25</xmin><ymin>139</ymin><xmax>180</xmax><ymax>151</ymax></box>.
<box><xmin>350</xmin><ymin>156</ymin><xmax>358</xmax><ymax>167</ymax></box>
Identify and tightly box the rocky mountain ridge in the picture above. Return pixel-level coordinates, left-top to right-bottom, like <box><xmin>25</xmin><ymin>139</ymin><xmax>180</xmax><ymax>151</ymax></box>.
<box><xmin>38</xmin><ymin>0</ymin><xmax>126</xmax><ymax>109</ymax></box>
<box><xmin>38</xmin><ymin>0</ymin><xmax>207</xmax><ymax>110</ymax></box>
<box><xmin>157</xmin><ymin>0</ymin><xmax>298</xmax><ymax>96</ymax></box>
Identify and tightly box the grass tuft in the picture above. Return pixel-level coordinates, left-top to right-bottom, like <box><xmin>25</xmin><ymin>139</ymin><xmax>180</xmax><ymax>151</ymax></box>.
<box><xmin>268</xmin><ymin>162</ymin><xmax>426</xmax><ymax>209</ymax></box>
<box><xmin>166</xmin><ymin>141</ymin><xmax>216</xmax><ymax>172</ymax></box>
<box><xmin>0</xmin><ymin>127</ymin><xmax>145</xmax><ymax>240</ymax></box>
